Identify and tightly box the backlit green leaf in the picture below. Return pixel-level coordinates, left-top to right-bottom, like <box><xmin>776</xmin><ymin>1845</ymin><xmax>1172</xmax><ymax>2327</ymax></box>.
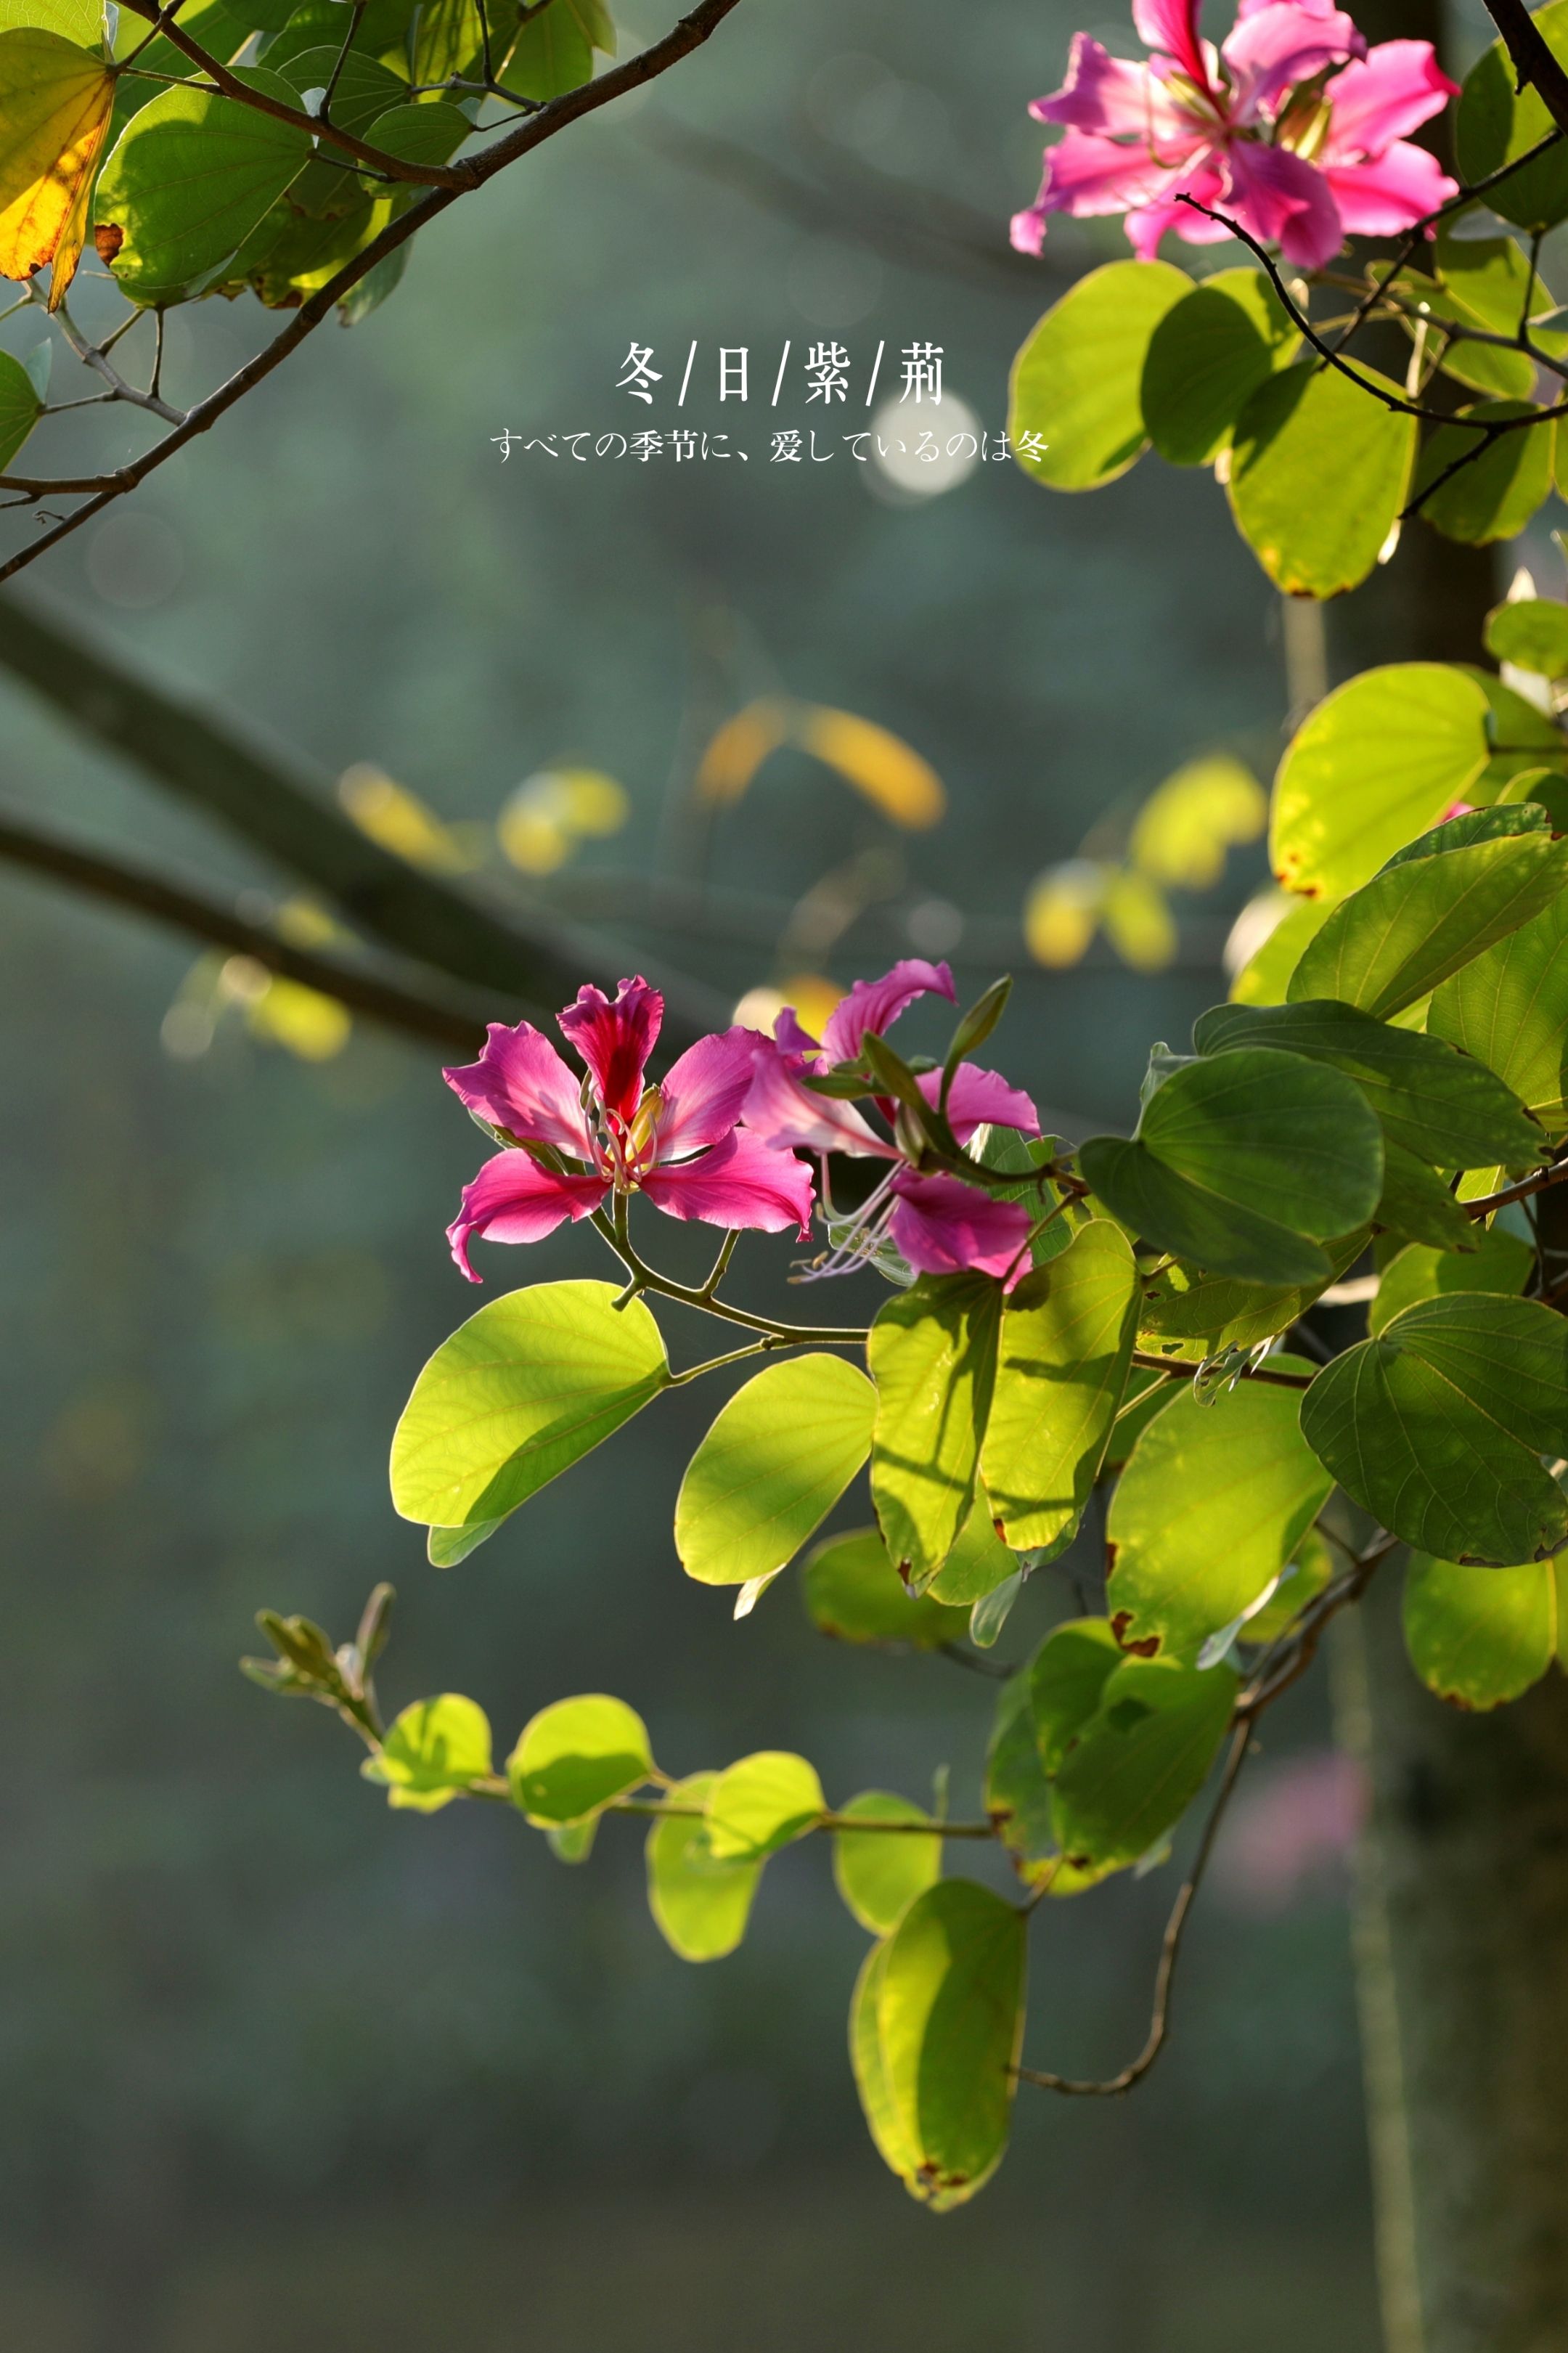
<box><xmin>870</xmin><ymin>1272</ymin><xmax>1003</xmax><ymax>1584</ymax></box>
<box><xmin>1244</xmin><ymin>1522</ymin><xmax>1335</xmax><ymax>1643</ymax></box>
<box><xmin>1008</xmin><ymin>258</ymin><xmax>1191</xmax><ymax>490</ymax></box>
<box><xmin>1375</xmin><ymin>1138</ymin><xmax>1483</xmax><ymax>1252</ymax></box>
<box><xmin>704</xmin><ymin>1750</ymin><xmax>825</xmax><ymax>1861</ymax></box>
<box><xmin>875</xmin><ymin>1880</ymin><xmax>1026</xmax><ymax>2207</ymax></box>
<box><xmin>1403</xmin><ymin>1552</ymin><xmax>1556</xmax><ymax>1708</ymax></box>
<box><xmin>849</xmin><ymin>1940</ymin><xmax>922</xmax><ymax>2190</ymax></box>
<box><xmin>1413</xmin><ymin>401</ymin><xmax>1555</xmax><ymax>546</ymax></box>
<box><xmin>0</xmin><ymin>348</ymin><xmax>41</xmax><ymax>471</ymax></box>
<box><xmin>985</xmin><ymin>1667</ymin><xmax>1057</xmax><ymax>1862</ymax></box>
<box><xmin>1229</xmin><ymin>895</ymin><xmax>1334</xmax><ymax>1005</ymax></box>
<box><xmin>645</xmin><ymin>1771</ymin><xmax>762</xmax><ymax>1961</ymax></box>
<box><xmin>833</xmin><ymin>1792</ymin><xmax>941</xmax><ymax>1934</ymax></box>
<box><xmin>925</xmin><ymin>1493</ymin><xmax>1023</xmax><ymax>1606</ymax></box>
<box><xmin>1080</xmin><ymin>1048</ymin><xmax>1384</xmax><ymax>1285</ymax></box>
<box><xmin>391</xmin><ymin>1279</ymin><xmax>669</xmax><ymax>1556</ymax></box>
<box><xmin>801</xmin><ymin>1526</ymin><xmax>972</xmax><ymax>1646</ymax></box>
<box><xmin>979</xmin><ymin>1218</ymin><xmax>1138</xmax><ymax>1551</ymax></box>
<box><xmin>675</xmin><ymin>1352</ymin><xmax>875</xmax><ymax>1588</ymax></box>
<box><xmin>1455</xmin><ymin>0</ymin><xmax>1568</xmax><ymax>230</ymax></box>
<box><xmin>1432</xmin><ymin>224</ymin><xmax>1568</xmax><ymax>383</ymax></box>
<box><xmin>1270</xmin><ymin>664</ymin><xmax>1491</xmax><ymax>901</ymax></box>
<box><xmin>506</xmin><ymin>1693</ymin><xmax>653</xmax><ymax>1825</ymax></box>
<box><xmin>1300</xmin><ymin>1292</ymin><xmax>1568</xmax><ymax>1562</ymax></box>
<box><xmin>1140</xmin><ymin>266</ymin><xmax>1299</xmax><ymax>466</ymax></box>
<box><xmin>1429</xmin><ymin>887</ymin><xmax>1568</xmax><ymax>1133</ymax></box>
<box><xmin>1290</xmin><ymin>821</ymin><xmax>1568</xmax><ymax>1019</ymax></box>
<box><xmin>1106</xmin><ymin>1355</ymin><xmax>1329</xmax><ymax>1663</ymax></box>
<box><xmin>501</xmin><ymin>0</ymin><xmax>592</xmax><ymax>94</ymax></box>
<box><xmin>1486</xmin><ymin>596</ymin><xmax>1568</xmax><ymax>680</ymax></box>
<box><xmin>1052</xmin><ymin>1652</ymin><xmax>1237</xmax><ymax>1869</ymax></box>
<box><xmin>1030</xmin><ymin>1616</ymin><xmax>1124</xmax><ymax>1774</ymax></box>
<box><xmin>1228</xmin><ymin>359</ymin><xmax>1414</xmax><ymax>598</ymax></box>
<box><xmin>1369</xmin><ymin>1228</ymin><xmax>1534</xmax><ymax>1337</ymax></box>
<box><xmin>361</xmin><ymin>1692</ymin><xmax>492</xmax><ymax>1812</ymax></box>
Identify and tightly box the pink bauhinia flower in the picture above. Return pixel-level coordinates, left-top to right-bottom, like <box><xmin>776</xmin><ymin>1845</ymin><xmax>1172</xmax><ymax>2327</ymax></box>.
<box><xmin>741</xmin><ymin>958</ymin><xmax>1045</xmax><ymax>1284</ymax></box>
<box><xmin>1010</xmin><ymin>0</ymin><xmax>1457</xmax><ymax>270</ymax></box>
<box><xmin>443</xmin><ymin>978</ymin><xmax>814</xmax><ymax>1280</ymax></box>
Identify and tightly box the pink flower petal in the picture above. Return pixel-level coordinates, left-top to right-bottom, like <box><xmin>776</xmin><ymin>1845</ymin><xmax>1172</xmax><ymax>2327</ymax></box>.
<box><xmin>1226</xmin><ymin>138</ymin><xmax>1344</xmax><ymax>266</ymax></box>
<box><xmin>640</xmin><ymin>1128</ymin><xmax>816</xmax><ymax>1236</ymax></box>
<box><xmin>653</xmin><ymin>1026</ymin><xmax>767</xmax><ymax>1160</ymax></box>
<box><xmin>1033</xmin><ymin>128</ymin><xmax>1198</xmax><ymax>224</ymax></box>
<box><xmin>558</xmin><ymin>976</ymin><xmax>662</xmax><ymax>1122</ymax></box>
<box><xmin>1011</xmin><ymin>200</ymin><xmax>1052</xmax><ymax>255</ymax></box>
<box><xmin>920</xmin><ymin>1064</ymin><xmax>1042</xmax><ymax>1146</ymax></box>
<box><xmin>742</xmin><ymin>1045</ymin><xmax>894</xmax><ymax>1159</ymax></box>
<box><xmin>443</xmin><ymin>1021</ymin><xmax>596</xmax><ymax>1157</ymax></box>
<box><xmin>889</xmin><ymin>1172</ymin><xmax>1034</xmax><ymax>1284</ymax></box>
<box><xmin>1323</xmin><ymin>140</ymin><xmax>1455</xmax><ymax>234</ymax></box>
<box><xmin>1126</xmin><ymin>155</ymin><xmax>1230</xmax><ymax>254</ymax></box>
<box><xmin>775</xmin><ymin>1006</ymin><xmax>822</xmax><ymax>1055</ymax></box>
<box><xmin>1220</xmin><ymin>0</ymin><xmax>1365</xmax><ymax>118</ymax></box>
<box><xmin>820</xmin><ymin>959</ymin><xmax>958</xmax><ymax>1064</ymax></box>
<box><xmin>1132</xmin><ymin>0</ymin><xmax>1212</xmax><ymax>91</ymax></box>
<box><xmin>1032</xmin><ymin>34</ymin><xmax>1187</xmax><ymax>137</ymax></box>
<box><xmin>446</xmin><ymin>1151</ymin><xmax>608</xmax><ymax>1281</ymax></box>
<box><xmin>1321</xmin><ymin>41</ymin><xmax>1458</xmax><ymax>159</ymax></box>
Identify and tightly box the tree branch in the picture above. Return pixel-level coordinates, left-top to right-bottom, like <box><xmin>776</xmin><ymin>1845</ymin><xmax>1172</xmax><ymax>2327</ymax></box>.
<box><xmin>1479</xmin><ymin>0</ymin><xmax>1568</xmax><ymax>142</ymax></box>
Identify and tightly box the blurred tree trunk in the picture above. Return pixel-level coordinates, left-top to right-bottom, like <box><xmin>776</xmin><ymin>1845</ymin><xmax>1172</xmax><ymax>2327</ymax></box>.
<box><xmin>1318</xmin><ymin>9</ymin><xmax>1568</xmax><ymax>2343</ymax></box>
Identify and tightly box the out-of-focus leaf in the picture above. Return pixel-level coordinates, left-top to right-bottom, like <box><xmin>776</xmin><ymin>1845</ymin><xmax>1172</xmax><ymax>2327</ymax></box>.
<box><xmin>1130</xmin><ymin>754</ymin><xmax>1267</xmax><ymax>886</ymax></box>
<box><xmin>801</xmin><ymin>1526</ymin><xmax>972</xmax><ymax>1645</ymax></box>
<box><xmin>507</xmin><ymin>1693</ymin><xmax>653</xmax><ymax>1825</ymax></box>
<box><xmin>338</xmin><ymin>763</ymin><xmax>475</xmax><ymax>872</ymax></box>
<box><xmin>1228</xmin><ymin>359</ymin><xmax>1414</xmax><ymax>597</ymax></box>
<box><xmin>704</xmin><ymin>1750</ymin><xmax>825</xmax><ymax>1861</ymax></box>
<box><xmin>1290</xmin><ymin>816</ymin><xmax>1568</xmax><ymax>1019</ymax></box>
<box><xmin>1140</xmin><ymin>268</ymin><xmax>1299</xmax><ymax>466</ymax></box>
<box><xmin>1008</xmin><ymin>258</ymin><xmax>1192</xmax><ymax>489</ymax></box>
<box><xmin>1459</xmin><ymin>664</ymin><xmax>1568</xmax><ymax>802</ymax></box>
<box><xmin>793</xmin><ymin>706</ymin><xmax>945</xmax><ymax>829</ymax></box>
<box><xmin>1300</xmin><ymin>1292</ymin><xmax>1568</xmax><ymax>1562</ymax></box>
<box><xmin>1485</xmin><ymin>596</ymin><xmax>1568</xmax><ymax>680</ymax></box>
<box><xmin>362</xmin><ymin>1693</ymin><xmax>492</xmax><ymax>1811</ymax></box>
<box><xmin>246</xmin><ymin>974</ymin><xmax>351</xmax><ymax>1061</ymax></box>
<box><xmin>1429</xmin><ymin>889</ymin><xmax>1568</xmax><ymax>1134</ymax></box>
<box><xmin>1024</xmin><ymin>858</ymin><xmax>1107</xmax><ymax>968</ymax></box>
<box><xmin>1100</xmin><ymin>868</ymin><xmax>1177</xmax><ymax>971</ymax></box>
<box><xmin>1413</xmin><ymin>401</ymin><xmax>1554</xmax><ymax>546</ymax></box>
<box><xmin>1270</xmin><ymin>664</ymin><xmax>1492</xmax><ymax>901</ymax></box>
<box><xmin>1369</xmin><ymin>1228</ymin><xmax>1534</xmax><ymax>1336</ymax></box>
<box><xmin>870</xmin><ymin>1273</ymin><xmax>1003</xmax><ymax>1585</ymax></box>
<box><xmin>1080</xmin><ymin>1048</ymin><xmax>1384</xmax><ymax>1286</ymax></box>
<box><xmin>675</xmin><ymin>1353</ymin><xmax>875</xmax><ymax>1589</ymax></box>
<box><xmin>980</xmin><ymin>1219</ymin><xmax>1138</xmax><ymax>1551</ymax></box>
<box><xmin>391</xmin><ymin>1281</ymin><xmax>669</xmax><ymax>1557</ymax></box>
<box><xmin>1106</xmin><ymin>1355</ymin><xmax>1328</xmax><ymax>1663</ymax></box>
<box><xmin>1229</xmin><ymin>894</ymin><xmax>1334</xmax><ymax>1004</ymax></box>
<box><xmin>0</xmin><ymin>26</ymin><xmax>115</xmax><ymax>308</ymax></box>
<box><xmin>1403</xmin><ymin>1552</ymin><xmax>1556</xmax><ymax>1708</ymax></box>
<box><xmin>833</xmin><ymin>1792</ymin><xmax>941</xmax><ymax>1934</ymax></box>
<box><xmin>874</xmin><ymin>1880</ymin><xmax>1026</xmax><ymax>2207</ymax></box>
<box><xmin>646</xmin><ymin>1772</ymin><xmax>762</xmax><ymax>1961</ymax></box>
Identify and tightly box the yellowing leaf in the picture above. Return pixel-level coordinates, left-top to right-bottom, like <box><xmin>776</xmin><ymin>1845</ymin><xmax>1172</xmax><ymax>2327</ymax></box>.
<box><xmin>246</xmin><ymin>975</ymin><xmax>351</xmax><ymax>1061</ymax></box>
<box><xmin>338</xmin><ymin>762</ymin><xmax>476</xmax><ymax>873</ymax></box>
<box><xmin>497</xmin><ymin>766</ymin><xmax>628</xmax><ymax>873</ymax></box>
<box><xmin>0</xmin><ymin>28</ymin><xmax>115</xmax><ymax>310</ymax></box>
<box><xmin>1024</xmin><ymin>859</ymin><xmax>1106</xmax><ymax>967</ymax></box>
<box><xmin>1130</xmin><ymin>756</ymin><xmax>1267</xmax><ymax>889</ymax></box>
<box><xmin>1101</xmin><ymin>868</ymin><xmax>1177</xmax><ymax>972</ymax></box>
<box><xmin>793</xmin><ymin>706</ymin><xmax>945</xmax><ymax>829</ymax></box>
<box><xmin>695</xmin><ymin>699</ymin><xmax>791</xmax><ymax>804</ymax></box>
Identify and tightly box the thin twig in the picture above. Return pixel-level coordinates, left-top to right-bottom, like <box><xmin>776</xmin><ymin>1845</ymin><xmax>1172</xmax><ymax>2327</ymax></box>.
<box><xmin>1130</xmin><ymin>1347</ymin><xmax>1314</xmax><ymax>1390</ymax></box>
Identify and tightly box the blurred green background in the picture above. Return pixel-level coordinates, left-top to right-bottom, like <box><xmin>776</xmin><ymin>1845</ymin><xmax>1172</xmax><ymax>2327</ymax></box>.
<box><xmin>0</xmin><ymin>0</ymin><xmax>1394</xmax><ymax>2344</ymax></box>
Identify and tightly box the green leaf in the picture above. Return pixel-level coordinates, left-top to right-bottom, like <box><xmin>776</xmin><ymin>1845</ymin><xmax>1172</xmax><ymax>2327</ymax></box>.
<box><xmin>1195</xmin><ymin>998</ymin><xmax>1545</xmax><ymax>1172</ymax></box>
<box><xmin>0</xmin><ymin>0</ymin><xmax>100</xmax><ymax>38</ymax></box>
<box><xmin>704</xmin><ymin>1750</ymin><xmax>825</xmax><ymax>1861</ymax></box>
<box><xmin>1289</xmin><ymin>824</ymin><xmax>1568</xmax><ymax>1020</ymax></box>
<box><xmin>1106</xmin><ymin>1355</ymin><xmax>1329</xmax><ymax>1663</ymax></box>
<box><xmin>869</xmin><ymin>1272</ymin><xmax>1004</xmax><ymax>1584</ymax></box>
<box><xmin>1389</xmin><ymin>265</ymin><xmax>1536</xmax><ymax>400</ymax></box>
<box><xmin>1370</xmin><ymin>1228</ymin><xmax>1534</xmax><ymax>1337</ymax></box>
<box><xmin>1455</xmin><ymin>0</ymin><xmax>1568</xmax><ymax>230</ymax></box>
<box><xmin>979</xmin><ymin>1218</ymin><xmax>1139</xmax><ymax>1551</ymax></box>
<box><xmin>360</xmin><ymin>97</ymin><xmax>470</xmax><ymax>167</ymax></box>
<box><xmin>277</xmin><ymin>45</ymin><xmax>409</xmax><ymax>142</ymax></box>
<box><xmin>1300</xmin><ymin>1292</ymin><xmax>1568</xmax><ymax>1563</ymax></box>
<box><xmin>1403</xmin><ymin>1553</ymin><xmax>1556</xmax><ymax>1708</ymax></box>
<box><xmin>1052</xmin><ymin>1652</ymin><xmax>1237</xmax><ymax>1870</ymax></box>
<box><xmin>1080</xmin><ymin>1048</ymin><xmax>1384</xmax><ymax>1285</ymax></box>
<box><xmin>1486</xmin><ymin>598</ymin><xmax>1568</xmax><ymax>682</ymax></box>
<box><xmin>875</xmin><ymin>1880</ymin><xmax>1026</xmax><ymax>2207</ymax></box>
<box><xmin>1429</xmin><ymin>887</ymin><xmax>1568</xmax><ymax>1133</ymax></box>
<box><xmin>1376</xmin><ymin>1138</ymin><xmax>1484</xmax><ymax>1252</ymax></box>
<box><xmin>1104</xmin><ymin>1366</ymin><xmax>1177</xmax><ymax>1468</ymax></box>
<box><xmin>674</xmin><ymin>1352</ymin><xmax>875</xmax><ymax>1589</ymax></box>
<box><xmin>361</xmin><ymin>1693</ymin><xmax>492</xmax><ymax>1812</ymax></box>
<box><xmin>408</xmin><ymin>0</ymin><xmax>500</xmax><ymax>88</ymax></box>
<box><xmin>833</xmin><ymin>1792</ymin><xmax>942</xmax><ymax>1934</ymax></box>
<box><xmin>94</xmin><ymin>65</ymin><xmax>311</xmax><ymax>303</ymax></box>
<box><xmin>1244</xmin><ymin>1522</ymin><xmax>1335</xmax><ymax>1643</ymax></box>
<box><xmin>390</xmin><ymin>1280</ymin><xmax>669</xmax><ymax>1553</ymax></box>
<box><xmin>985</xmin><ymin>1668</ymin><xmax>1057</xmax><ymax>1861</ymax></box>
<box><xmin>645</xmin><ymin>1771</ymin><xmax>762</xmax><ymax>1962</ymax></box>
<box><xmin>1228</xmin><ymin>359</ymin><xmax>1415</xmax><ymax>598</ymax></box>
<box><xmin>1229</xmin><ymin>894</ymin><xmax>1335</xmax><ymax>1006</ymax></box>
<box><xmin>0</xmin><ymin>348</ymin><xmax>41</xmax><ymax>471</ymax></box>
<box><xmin>1030</xmin><ymin>1617</ymin><xmax>1124</xmax><ymax>1773</ymax></box>
<box><xmin>546</xmin><ymin>1817</ymin><xmax>597</xmax><ymax>1864</ymax></box>
<box><xmin>1008</xmin><ymin>258</ymin><xmax>1192</xmax><ymax>490</ymax></box>
<box><xmin>1458</xmin><ymin>663</ymin><xmax>1568</xmax><ymax>804</ymax></box>
<box><xmin>849</xmin><ymin>1940</ymin><xmax>923</xmax><ymax>2191</ymax></box>
<box><xmin>1139</xmin><ymin>266</ymin><xmax>1299</xmax><ymax>467</ymax></box>
<box><xmin>801</xmin><ymin>1526</ymin><xmax>972</xmax><ymax>1645</ymax></box>
<box><xmin>1136</xmin><ymin>1227</ymin><xmax>1368</xmax><ymax>1353</ymax></box>
<box><xmin>1413</xmin><ymin>401</ymin><xmax>1555</xmax><ymax>546</ymax></box>
<box><xmin>1270</xmin><ymin>664</ymin><xmax>1492</xmax><ymax>901</ymax></box>
<box><xmin>1430</xmin><ymin>226</ymin><xmax>1568</xmax><ymax>391</ymax></box>
<box><xmin>925</xmin><ymin>1494</ymin><xmax>1022</xmax><ymax>1606</ymax></box>
<box><xmin>506</xmin><ymin>1693</ymin><xmax>653</xmax><ymax>1825</ymax></box>
<box><xmin>501</xmin><ymin>0</ymin><xmax>592</xmax><ymax>94</ymax></box>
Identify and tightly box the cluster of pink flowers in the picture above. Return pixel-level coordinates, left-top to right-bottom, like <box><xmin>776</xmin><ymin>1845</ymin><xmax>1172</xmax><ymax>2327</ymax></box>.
<box><xmin>443</xmin><ymin>961</ymin><xmax>1043</xmax><ymax>1287</ymax></box>
<box><xmin>1011</xmin><ymin>0</ymin><xmax>1456</xmax><ymax>270</ymax></box>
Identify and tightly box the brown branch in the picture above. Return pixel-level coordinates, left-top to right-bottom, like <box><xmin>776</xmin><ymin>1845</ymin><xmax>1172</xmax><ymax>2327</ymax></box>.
<box><xmin>1479</xmin><ymin>0</ymin><xmax>1568</xmax><ymax>143</ymax></box>
<box><xmin>1463</xmin><ymin>1150</ymin><xmax>1568</xmax><ymax>1218</ymax></box>
<box><xmin>1130</xmin><ymin>1347</ymin><xmax>1315</xmax><ymax>1390</ymax></box>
